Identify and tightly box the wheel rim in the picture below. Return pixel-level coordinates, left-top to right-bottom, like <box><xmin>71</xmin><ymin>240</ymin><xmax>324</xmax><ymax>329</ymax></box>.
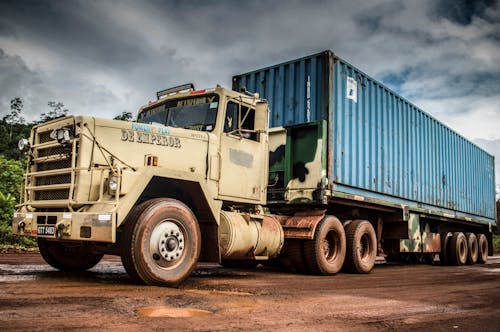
<box><xmin>322</xmin><ymin>230</ymin><xmax>340</xmax><ymax>262</ymax></box>
<box><xmin>149</xmin><ymin>220</ymin><xmax>186</xmax><ymax>269</ymax></box>
<box><xmin>359</xmin><ymin>233</ymin><xmax>372</xmax><ymax>262</ymax></box>
<box><xmin>459</xmin><ymin>239</ymin><xmax>466</xmax><ymax>260</ymax></box>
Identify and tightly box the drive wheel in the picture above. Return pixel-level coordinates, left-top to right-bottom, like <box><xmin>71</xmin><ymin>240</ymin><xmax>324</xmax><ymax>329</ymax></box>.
<box><xmin>120</xmin><ymin>198</ymin><xmax>201</xmax><ymax>286</ymax></box>
<box><xmin>38</xmin><ymin>238</ymin><xmax>103</xmax><ymax>271</ymax></box>
<box><xmin>303</xmin><ymin>215</ymin><xmax>346</xmax><ymax>275</ymax></box>
<box><xmin>449</xmin><ymin>232</ymin><xmax>467</xmax><ymax>266</ymax></box>
<box><xmin>344</xmin><ymin>220</ymin><xmax>377</xmax><ymax>274</ymax></box>
<box><xmin>287</xmin><ymin>239</ymin><xmax>308</xmax><ymax>274</ymax></box>
<box><xmin>465</xmin><ymin>232</ymin><xmax>478</xmax><ymax>265</ymax></box>
<box><xmin>439</xmin><ymin>232</ymin><xmax>452</xmax><ymax>266</ymax></box>
<box><xmin>477</xmin><ymin>233</ymin><xmax>488</xmax><ymax>264</ymax></box>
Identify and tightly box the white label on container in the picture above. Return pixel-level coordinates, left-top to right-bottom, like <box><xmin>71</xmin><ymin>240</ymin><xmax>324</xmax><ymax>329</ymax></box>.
<box><xmin>98</xmin><ymin>214</ymin><xmax>112</xmax><ymax>221</ymax></box>
<box><xmin>347</xmin><ymin>77</ymin><xmax>357</xmax><ymax>103</ymax></box>
<box><xmin>63</xmin><ymin>213</ymin><xmax>72</xmax><ymax>219</ymax></box>
<box><xmin>210</xmin><ymin>102</ymin><xmax>218</xmax><ymax>109</ymax></box>
<box><xmin>26</xmin><ymin>213</ymin><xmax>33</xmax><ymax>219</ymax></box>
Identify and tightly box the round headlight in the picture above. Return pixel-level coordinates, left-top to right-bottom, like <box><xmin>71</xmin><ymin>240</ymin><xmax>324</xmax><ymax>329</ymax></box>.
<box><xmin>108</xmin><ymin>176</ymin><xmax>119</xmax><ymax>194</ymax></box>
<box><xmin>18</xmin><ymin>138</ymin><xmax>30</xmax><ymax>152</ymax></box>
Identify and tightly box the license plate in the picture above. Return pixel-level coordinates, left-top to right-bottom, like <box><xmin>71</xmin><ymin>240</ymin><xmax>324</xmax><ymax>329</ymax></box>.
<box><xmin>37</xmin><ymin>225</ymin><xmax>55</xmax><ymax>236</ymax></box>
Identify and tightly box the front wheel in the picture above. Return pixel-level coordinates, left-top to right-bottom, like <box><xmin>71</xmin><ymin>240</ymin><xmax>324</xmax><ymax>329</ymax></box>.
<box><xmin>38</xmin><ymin>238</ymin><xmax>103</xmax><ymax>271</ymax></box>
<box><xmin>120</xmin><ymin>198</ymin><xmax>201</xmax><ymax>286</ymax></box>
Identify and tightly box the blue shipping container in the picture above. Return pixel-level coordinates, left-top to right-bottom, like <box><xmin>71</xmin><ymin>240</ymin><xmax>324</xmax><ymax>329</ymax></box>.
<box><xmin>233</xmin><ymin>50</ymin><xmax>496</xmax><ymax>223</ymax></box>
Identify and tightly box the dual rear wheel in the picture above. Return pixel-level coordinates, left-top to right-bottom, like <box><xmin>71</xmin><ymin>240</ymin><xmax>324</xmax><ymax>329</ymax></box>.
<box><xmin>284</xmin><ymin>218</ymin><xmax>377</xmax><ymax>275</ymax></box>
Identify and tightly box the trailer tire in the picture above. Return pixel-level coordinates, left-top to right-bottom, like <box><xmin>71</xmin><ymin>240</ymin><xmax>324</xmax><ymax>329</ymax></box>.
<box><xmin>120</xmin><ymin>198</ymin><xmax>201</xmax><ymax>286</ymax></box>
<box><xmin>439</xmin><ymin>232</ymin><xmax>452</xmax><ymax>266</ymax></box>
<box><xmin>465</xmin><ymin>232</ymin><xmax>478</xmax><ymax>265</ymax></box>
<box><xmin>303</xmin><ymin>215</ymin><xmax>346</xmax><ymax>275</ymax></box>
<box><xmin>477</xmin><ymin>233</ymin><xmax>488</xmax><ymax>264</ymax></box>
<box><xmin>449</xmin><ymin>232</ymin><xmax>467</xmax><ymax>266</ymax></box>
<box><xmin>38</xmin><ymin>238</ymin><xmax>103</xmax><ymax>271</ymax></box>
<box><xmin>344</xmin><ymin>220</ymin><xmax>377</xmax><ymax>274</ymax></box>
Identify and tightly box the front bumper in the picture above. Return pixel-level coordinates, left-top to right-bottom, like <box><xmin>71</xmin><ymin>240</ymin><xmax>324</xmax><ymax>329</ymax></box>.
<box><xmin>12</xmin><ymin>211</ymin><xmax>116</xmax><ymax>243</ymax></box>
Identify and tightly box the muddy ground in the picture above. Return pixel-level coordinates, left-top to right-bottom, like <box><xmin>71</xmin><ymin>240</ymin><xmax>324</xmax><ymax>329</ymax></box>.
<box><xmin>0</xmin><ymin>253</ymin><xmax>499</xmax><ymax>331</ymax></box>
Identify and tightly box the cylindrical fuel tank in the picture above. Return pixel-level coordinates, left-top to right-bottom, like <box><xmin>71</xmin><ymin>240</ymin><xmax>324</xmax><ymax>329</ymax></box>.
<box><xmin>219</xmin><ymin>211</ymin><xmax>284</xmax><ymax>260</ymax></box>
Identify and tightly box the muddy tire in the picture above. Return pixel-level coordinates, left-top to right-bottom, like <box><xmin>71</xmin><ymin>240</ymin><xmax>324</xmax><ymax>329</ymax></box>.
<box><xmin>287</xmin><ymin>240</ymin><xmax>308</xmax><ymax>274</ymax></box>
<box><xmin>303</xmin><ymin>216</ymin><xmax>346</xmax><ymax>275</ymax></box>
<box><xmin>120</xmin><ymin>198</ymin><xmax>201</xmax><ymax>286</ymax></box>
<box><xmin>465</xmin><ymin>232</ymin><xmax>478</xmax><ymax>265</ymax></box>
<box><xmin>477</xmin><ymin>233</ymin><xmax>488</xmax><ymax>264</ymax></box>
<box><xmin>120</xmin><ymin>199</ymin><xmax>160</xmax><ymax>282</ymax></box>
<box><xmin>439</xmin><ymin>232</ymin><xmax>452</xmax><ymax>266</ymax></box>
<box><xmin>449</xmin><ymin>232</ymin><xmax>467</xmax><ymax>266</ymax></box>
<box><xmin>344</xmin><ymin>220</ymin><xmax>377</xmax><ymax>274</ymax></box>
<box><xmin>38</xmin><ymin>238</ymin><xmax>103</xmax><ymax>271</ymax></box>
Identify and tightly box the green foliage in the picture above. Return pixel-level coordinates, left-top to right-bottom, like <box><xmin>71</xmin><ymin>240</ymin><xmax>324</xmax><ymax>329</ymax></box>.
<box><xmin>39</xmin><ymin>101</ymin><xmax>69</xmax><ymax>123</ymax></box>
<box><xmin>493</xmin><ymin>234</ymin><xmax>500</xmax><ymax>254</ymax></box>
<box><xmin>114</xmin><ymin>111</ymin><xmax>133</xmax><ymax>121</ymax></box>
<box><xmin>0</xmin><ymin>155</ymin><xmax>35</xmax><ymax>247</ymax></box>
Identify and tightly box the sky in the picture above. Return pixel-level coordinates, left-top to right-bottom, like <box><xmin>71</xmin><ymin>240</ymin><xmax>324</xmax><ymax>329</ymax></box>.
<box><xmin>0</xmin><ymin>0</ymin><xmax>499</xmax><ymax>194</ymax></box>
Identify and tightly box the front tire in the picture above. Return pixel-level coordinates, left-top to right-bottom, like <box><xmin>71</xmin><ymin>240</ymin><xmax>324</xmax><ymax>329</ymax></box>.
<box><xmin>303</xmin><ymin>215</ymin><xmax>346</xmax><ymax>275</ymax></box>
<box><xmin>120</xmin><ymin>198</ymin><xmax>201</xmax><ymax>286</ymax></box>
<box><xmin>344</xmin><ymin>220</ymin><xmax>377</xmax><ymax>274</ymax></box>
<box><xmin>38</xmin><ymin>238</ymin><xmax>103</xmax><ymax>271</ymax></box>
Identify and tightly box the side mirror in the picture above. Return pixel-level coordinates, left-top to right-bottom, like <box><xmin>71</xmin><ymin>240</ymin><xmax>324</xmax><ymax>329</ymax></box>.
<box><xmin>254</xmin><ymin>101</ymin><xmax>269</xmax><ymax>132</ymax></box>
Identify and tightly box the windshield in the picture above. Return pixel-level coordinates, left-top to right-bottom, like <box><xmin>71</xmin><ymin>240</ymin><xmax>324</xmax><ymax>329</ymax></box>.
<box><xmin>138</xmin><ymin>94</ymin><xmax>219</xmax><ymax>131</ymax></box>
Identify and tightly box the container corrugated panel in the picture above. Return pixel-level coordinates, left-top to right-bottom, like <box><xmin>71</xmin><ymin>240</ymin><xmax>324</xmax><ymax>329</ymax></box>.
<box><xmin>232</xmin><ymin>52</ymin><xmax>330</xmax><ymax>128</ymax></box>
<box><xmin>233</xmin><ymin>50</ymin><xmax>496</xmax><ymax>221</ymax></box>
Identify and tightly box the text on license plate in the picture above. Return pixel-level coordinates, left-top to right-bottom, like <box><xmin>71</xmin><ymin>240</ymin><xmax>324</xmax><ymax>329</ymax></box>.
<box><xmin>37</xmin><ymin>225</ymin><xmax>55</xmax><ymax>236</ymax></box>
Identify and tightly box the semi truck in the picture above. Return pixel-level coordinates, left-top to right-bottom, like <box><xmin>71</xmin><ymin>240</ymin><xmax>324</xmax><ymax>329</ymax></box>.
<box><xmin>12</xmin><ymin>50</ymin><xmax>496</xmax><ymax>286</ymax></box>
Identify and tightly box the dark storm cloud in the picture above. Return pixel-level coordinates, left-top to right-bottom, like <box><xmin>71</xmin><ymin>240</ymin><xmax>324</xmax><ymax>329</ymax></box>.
<box><xmin>433</xmin><ymin>0</ymin><xmax>498</xmax><ymax>25</ymax></box>
<box><xmin>0</xmin><ymin>0</ymin><xmax>148</xmax><ymax>69</ymax></box>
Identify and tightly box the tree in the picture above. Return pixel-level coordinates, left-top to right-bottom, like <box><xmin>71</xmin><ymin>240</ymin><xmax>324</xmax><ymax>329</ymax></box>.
<box><xmin>113</xmin><ymin>111</ymin><xmax>133</xmax><ymax>121</ymax></box>
<box><xmin>3</xmin><ymin>97</ymin><xmax>25</xmax><ymax>138</ymax></box>
<box><xmin>39</xmin><ymin>101</ymin><xmax>69</xmax><ymax>123</ymax></box>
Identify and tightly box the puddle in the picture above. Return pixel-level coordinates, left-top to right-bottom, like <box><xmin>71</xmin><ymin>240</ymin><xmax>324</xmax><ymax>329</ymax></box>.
<box><xmin>135</xmin><ymin>306</ymin><xmax>212</xmax><ymax>318</ymax></box>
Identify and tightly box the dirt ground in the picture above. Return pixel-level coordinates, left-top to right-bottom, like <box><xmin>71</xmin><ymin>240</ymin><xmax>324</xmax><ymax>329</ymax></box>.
<box><xmin>1</xmin><ymin>253</ymin><xmax>499</xmax><ymax>331</ymax></box>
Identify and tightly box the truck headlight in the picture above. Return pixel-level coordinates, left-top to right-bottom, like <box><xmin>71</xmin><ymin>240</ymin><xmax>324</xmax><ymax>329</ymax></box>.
<box><xmin>108</xmin><ymin>176</ymin><xmax>119</xmax><ymax>195</ymax></box>
<box><xmin>51</xmin><ymin>128</ymin><xmax>72</xmax><ymax>144</ymax></box>
<box><xmin>18</xmin><ymin>138</ymin><xmax>30</xmax><ymax>152</ymax></box>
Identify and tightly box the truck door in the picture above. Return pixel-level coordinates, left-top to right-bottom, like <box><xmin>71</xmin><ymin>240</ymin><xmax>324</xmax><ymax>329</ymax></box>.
<box><xmin>218</xmin><ymin>100</ymin><xmax>267</xmax><ymax>202</ymax></box>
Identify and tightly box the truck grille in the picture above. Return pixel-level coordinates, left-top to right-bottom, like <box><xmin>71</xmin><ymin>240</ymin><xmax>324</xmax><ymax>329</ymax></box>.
<box><xmin>27</xmin><ymin>124</ymin><xmax>78</xmax><ymax>204</ymax></box>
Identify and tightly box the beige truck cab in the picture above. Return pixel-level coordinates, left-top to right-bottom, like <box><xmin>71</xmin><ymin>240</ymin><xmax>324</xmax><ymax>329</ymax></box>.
<box><xmin>13</xmin><ymin>84</ymin><xmax>283</xmax><ymax>286</ymax></box>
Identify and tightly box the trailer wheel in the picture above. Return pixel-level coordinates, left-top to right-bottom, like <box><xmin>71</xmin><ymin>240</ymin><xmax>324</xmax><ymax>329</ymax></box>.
<box><xmin>439</xmin><ymin>232</ymin><xmax>452</xmax><ymax>266</ymax></box>
<box><xmin>38</xmin><ymin>238</ymin><xmax>103</xmax><ymax>271</ymax></box>
<box><xmin>344</xmin><ymin>220</ymin><xmax>377</xmax><ymax>274</ymax></box>
<box><xmin>120</xmin><ymin>198</ymin><xmax>201</xmax><ymax>286</ymax></box>
<box><xmin>449</xmin><ymin>232</ymin><xmax>467</xmax><ymax>266</ymax></box>
<box><xmin>477</xmin><ymin>233</ymin><xmax>488</xmax><ymax>264</ymax></box>
<box><xmin>303</xmin><ymin>215</ymin><xmax>346</xmax><ymax>275</ymax></box>
<box><xmin>287</xmin><ymin>240</ymin><xmax>308</xmax><ymax>274</ymax></box>
<box><xmin>465</xmin><ymin>233</ymin><xmax>478</xmax><ymax>265</ymax></box>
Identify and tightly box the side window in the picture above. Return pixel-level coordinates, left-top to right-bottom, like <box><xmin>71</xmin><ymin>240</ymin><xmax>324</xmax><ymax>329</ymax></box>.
<box><xmin>224</xmin><ymin>101</ymin><xmax>257</xmax><ymax>141</ymax></box>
